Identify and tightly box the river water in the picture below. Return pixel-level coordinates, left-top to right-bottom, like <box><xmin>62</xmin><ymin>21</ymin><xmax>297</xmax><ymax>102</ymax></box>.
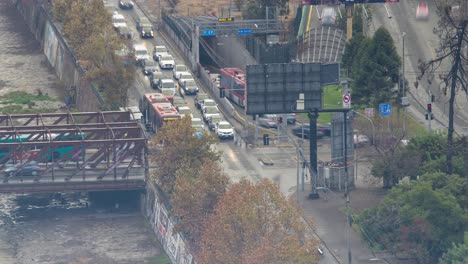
<box><xmin>0</xmin><ymin>191</ymin><xmax>163</xmax><ymax>264</ymax></box>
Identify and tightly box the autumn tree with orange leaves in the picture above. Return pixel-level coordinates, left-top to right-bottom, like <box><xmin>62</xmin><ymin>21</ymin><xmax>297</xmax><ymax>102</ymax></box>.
<box><xmin>197</xmin><ymin>179</ymin><xmax>319</xmax><ymax>264</ymax></box>
<box><xmin>148</xmin><ymin>117</ymin><xmax>229</xmax><ymax>248</ymax></box>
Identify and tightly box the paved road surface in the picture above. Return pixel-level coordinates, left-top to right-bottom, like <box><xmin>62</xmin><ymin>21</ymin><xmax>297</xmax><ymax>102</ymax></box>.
<box><xmin>371</xmin><ymin>0</ymin><xmax>468</xmax><ymax>133</ymax></box>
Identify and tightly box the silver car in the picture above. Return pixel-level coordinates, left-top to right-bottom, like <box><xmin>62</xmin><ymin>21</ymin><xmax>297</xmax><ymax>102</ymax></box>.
<box><xmin>257</xmin><ymin>114</ymin><xmax>278</xmax><ymax>128</ymax></box>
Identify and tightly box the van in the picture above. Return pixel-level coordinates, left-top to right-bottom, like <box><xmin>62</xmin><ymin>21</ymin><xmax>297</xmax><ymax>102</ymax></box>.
<box><xmin>133</xmin><ymin>44</ymin><xmax>150</xmax><ymax>65</ymax></box>
<box><xmin>321</xmin><ymin>7</ymin><xmax>336</xmax><ymax>26</ymax></box>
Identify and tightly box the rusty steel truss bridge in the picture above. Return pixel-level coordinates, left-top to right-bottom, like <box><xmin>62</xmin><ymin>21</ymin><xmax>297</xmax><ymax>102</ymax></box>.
<box><xmin>0</xmin><ymin>111</ymin><xmax>148</xmax><ymax>193</ymax></box>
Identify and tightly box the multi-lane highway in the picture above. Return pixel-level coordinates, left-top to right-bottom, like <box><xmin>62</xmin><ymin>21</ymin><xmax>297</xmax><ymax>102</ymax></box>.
<box><xmin>374</xmin><ymin>0</ymin><xmax>468</xmax><ymax>133</ymax></box>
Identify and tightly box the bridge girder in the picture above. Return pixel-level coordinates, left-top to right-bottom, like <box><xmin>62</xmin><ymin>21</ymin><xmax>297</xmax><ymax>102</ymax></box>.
<box><xmin>0</xmin><ymin>112</ymin><xmax>148</xmax><ymax>193</ymax></box>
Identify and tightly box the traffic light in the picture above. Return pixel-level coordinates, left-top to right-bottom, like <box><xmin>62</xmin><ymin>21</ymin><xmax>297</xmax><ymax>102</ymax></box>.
<box><xmin>277</xmin><ymin>117</ymin><xmax>283</xmax><ymax>124</ymax></box>
<box><xmin>425</xmin><ymin>113</ymin><xmax>434</xmax><ymax>120</ymax></box>
<box><xmin>431</xmin><ymin>95</ymin><xmax>435</xmax><ymax>102</ymax></box>
<box><xmin>427</xmin><ymin>103</ymin><xmax>432</xmax><ymax>113</ymax></box>
<box><xmin>220</xmin><ymin>88</ymin><xmax>225</xmax><ymax>98</ymax></box>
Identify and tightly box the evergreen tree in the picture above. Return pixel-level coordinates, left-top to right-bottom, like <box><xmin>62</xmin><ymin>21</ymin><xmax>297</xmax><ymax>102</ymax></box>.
<box><xmin>352</xmin><ymin>27</ymin><xmax>400</xmax><ymax>108</ymax></box>
<box><xmin>342</xmin><ymin>33</ymin><xmax>367</xmax><ymax>71</ymax></box>
<box><xmin>439</xmin><ymin>243</ymin><xmax>468</xmax><ymax>264</ymax></box>
<box><xmin>242</xmin><ymin>0</ymin><xmax>289</xmax><ymax>19</ymax></box>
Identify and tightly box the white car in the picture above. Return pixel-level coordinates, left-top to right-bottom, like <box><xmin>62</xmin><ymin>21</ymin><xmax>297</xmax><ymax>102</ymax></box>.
<box><xmin>216</xmin><ymin>120</ymin><xmax>234</xmax><ymax>139</ymax></box>
<box><xmin>112</xmin><ymin>12</ymin><xmax>127</xmax><ymax>29</ymax></box>
<box><xmin>157</xmin><ymin>79</ymin><xmax>176</xmax><ymax>100</ymax></box>
<box><xmin>178</xmin><ymin>72</ymin><xmax>193</xmax><ymax>84</ymax></box>
<box><xmin>202</xmin><ymin>106</ymin><xmax>220</xmax><ymax>122</ymax></box>
<box><xmin>200</xmin><ymin>99</ymin><xmax>217</xmax><ymax>112</ymax></box>
<box><xmin>179</xmin><ymin>78</ymin><xmax>199</xmax><ymax>95</ymax></box>
<box><xmin>208</xmin><ymin>114</ymin><xmax>223</xmax><ymax>131</ymax></box>
<box><xmin>178</xmin><ymin>106</ymin><xmax>193</xmax><ymax>119</ymax></box>
<box><xmin>192</xmin><ymin>117</ymin><xmax>205</xmax><ymax>130</ymax></box>
<box><xmin>173</xmin><ymin>65</ymin><xmax>190</xmax><ymax>80</ymax></box>
<box><xmin>354</xmin><ymin>134</ymin><xmax>370</xmax><ymax>147</ymax></box>
<box><xmin>158</xmin><ymin>54</ymin><xmax>175</xmax><ymax>69</ymax></box>
<box><xmin>133</xmin><ymin>44</ymin><xmax>150</xmax><ymax>65</ymax></box>
<box><xmin>321</xmin><ymin>7</ymin><xmax>336</xmax><ymax>26</ymax></box>
<box><xmin>153</xmin><ymin>45</ymin><xmax>169</xmax><ymax>61</ymax></box>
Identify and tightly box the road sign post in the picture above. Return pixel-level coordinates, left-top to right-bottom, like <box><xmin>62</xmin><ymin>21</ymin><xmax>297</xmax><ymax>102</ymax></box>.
<box><xmin>342</xmin><ymin>93</ymin><xmax>351</xmax><ymax>108</ymax></box>
<box><xmin>378</xmin><ymin>103</ymin><xmax>392</xmax><ymax>117</ymax></box>
<box><xmin>364</xmin><ymin>108</ymin><xmax>374</xmax><ymax>118</ymax></box>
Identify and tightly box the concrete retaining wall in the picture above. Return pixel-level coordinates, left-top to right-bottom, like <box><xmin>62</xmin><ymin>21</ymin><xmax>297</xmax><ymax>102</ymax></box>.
<box><xmin>213</xmin><ymin>36</ymin><xmax>256</xmax><ymax>69</ymax></box>
<box><xmin>141</xmin><ymin>181</ymin><xmax>194</xmax><ymax>264</ymax></box>
<box><xmin>13</xmin><ymin>0</ymin><xmax>105</xmax><ymax>111</ymax></box>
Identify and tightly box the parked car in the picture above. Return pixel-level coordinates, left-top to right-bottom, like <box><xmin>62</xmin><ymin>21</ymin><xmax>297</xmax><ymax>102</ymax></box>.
<box><xmin>142</xmin><ymin>60</ymin><xmax>158</xmax><ymax>75</ymax></box>
<box><xmin>208</xmin><ymin>114</ymin><xmax>223</xmax><ymax>131</ymax></box>
<box><xmin>172</xmin><ymin>96</ymin><xmax>187</xmax><ymax>110</ymax></box>
<box><xmin>178</xmin><ymin>106</ymin><xmax>193</xmax><ymax>119</ymax></box>
<box><xmin>179</xmin><ymin>79</ymin><xmax>199</xmax><ymax>95</ymax></box>
<box><xmin>133</xmin><ymin>44</ymin><xmax>150</xmax><ymax>65</ymax></box>
<box><xmin>202</xmin><ymin>106</ymin><xmax>220</xmax><ymax>122</ymax></box>
<box><xmin>173</xmin><ymin>65</ymin><xmax>190</xmax><ymax>80</ymax></box>
<box><xmin>112</xmin><ymin>12</ymin><xmax>127</xmax><ymax>30</ymax></box>
<box><xmin>158</xmin><ymin>54</ymin><xmax>175</xmax><ymax>69</ymax></box>
<box><xmin>118</xmin><ymin>0</ymin><xmax>134</xmax><ymax>10</ymax></box>
<box><xmin>216</xmin><ymin>120</ymin><xmax>234</xmax><ymax>139</ymax></box>
<box><xmin>257</xmin><ymin>114</ymin><xmax>278</xmax><ymax>128</ymax></box>
<box><xmin>292</xmin><ymin>125</ymin><xmax>324</xmax><ymax>139</ymax></box>
<box><xmin>354</xmin><ymin>134</ymin><xmax>370</xmax><ymax>147</ymax></box>
<box><xmin>3</xmin><ymin>161</ymin><xmax>42</xmax><ymax>177</ymax></box>
<box><xmin>150</xmin><ymin>71</ymin><xmax>163</xmax><ymax>89</ymax></box>
<box><xmin>195</xmin><ymin>93</ymin><xmax>210</xmax><ymax>109</ymax></box>
<box><xmin>317</xmin><ymin>123</ymin><xmax>331</xmax><ymax>136</ymax></box>
<box><xmin>286</xmin><ymin>113</ymin><xmax>296</xmax><ymax>124</ymax></box>
<box><xmin>153</xmin><ymin>46</ymin><xmax>169</xmax><ymax>61</ymax></box>
<box><xmin>140</xmin><ymin>25</ymin><xmax>154</xmax><ymax>39</ymax></box>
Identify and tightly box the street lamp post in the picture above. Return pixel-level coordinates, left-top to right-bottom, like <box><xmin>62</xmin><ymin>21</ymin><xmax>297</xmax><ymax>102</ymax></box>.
<box><xmin>402</xmin><ymin>32</ymin><xmax>407</xmax><ymax>132</ymax></box>
<box><xmin>353</xmin><ymin>110</ymin><xmax>375</xmax><ymax>145</ymax></box>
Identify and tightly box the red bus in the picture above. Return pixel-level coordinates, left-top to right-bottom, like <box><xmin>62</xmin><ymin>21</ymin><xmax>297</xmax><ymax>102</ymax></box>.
<box><xmin>140</xmin><ymin>92</ymin><xmax>171</xmax><ymax>132</ymax></box>
<box><xmin>219</xmin><ymin>68</ymin><xmax>246</xmax><ymax>107</ymax></box>
<box><xmin>147</xmin><ymin>102</ymin><xmax>181</xmax><ymax>132</ymax></box>
<box><xmin>140</xmin><ymin>92</ymin><xmax>169</xmax><ymax>114</ymax></box>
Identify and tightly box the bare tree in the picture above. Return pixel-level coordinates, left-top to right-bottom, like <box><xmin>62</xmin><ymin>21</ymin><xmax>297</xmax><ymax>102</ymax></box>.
<box><xmin>419</xmin><ymin>0</ymin><xmax>468</xmax><ymax>174</ymax></box>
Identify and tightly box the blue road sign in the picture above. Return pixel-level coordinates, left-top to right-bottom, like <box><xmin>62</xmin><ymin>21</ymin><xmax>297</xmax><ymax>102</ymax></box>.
<box><xmin>201</xmin><ymin>29</ymin><xmax>216</xmax><ymax>36</ymax></box>
<box><xmin>379</xmin><ymin>103</ymin><xmax>392</xmax><ymax>117</ymax></box>
<box><xmin>238</xmin><ymin>28</ymin><xmax>252</xmax><ymax>35</ymax></box>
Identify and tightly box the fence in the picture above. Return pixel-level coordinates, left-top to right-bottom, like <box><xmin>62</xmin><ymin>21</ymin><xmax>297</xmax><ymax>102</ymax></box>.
<box><xmin>318</xmin><ymin>162</ymin><xmax>355</xmax><ymax>191</ymax></box>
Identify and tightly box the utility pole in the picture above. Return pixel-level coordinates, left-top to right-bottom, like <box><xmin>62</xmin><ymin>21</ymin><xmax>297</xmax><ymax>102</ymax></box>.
<box><xmin>345</xmin><ymin>4</ymin><xmax>354</xmax><ymax>41</ymax></box>
<box><xmin>427</xmin><ymin>93</ymin><xmax>432</xmax><ymax>131</ymax></box>
<box><xmin>447</xmin><ymin>21</ymin><xmax>467</xmax><ymax>175</ymax></box>
<box><xmin>343</xmin><ymin>111</ymin><xmax>351</xmax><ymax>264</ymax></box>
<box><xmin>308</xmin><ymin>110</ymin><xmax>319</xmax><ymax>199</ymax></box>
<box><xmin>401</xmin><ymin>32</ymin><xmax>407</xmax><ymax>132</ymax></box>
